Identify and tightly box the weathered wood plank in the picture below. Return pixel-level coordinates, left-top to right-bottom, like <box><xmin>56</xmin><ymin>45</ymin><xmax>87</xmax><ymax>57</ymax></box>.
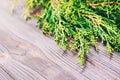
<box><xmin>0</xmin><ymin>29</ymin><xmax>77</xmax><ymax>80</ymax></box>
<box><xmin>0</xmin><ymin>59</ymin><xmax>47</xmax><ymax>80</ymax></box>
<box><xmin>87</xmin><ymin>48</ymin><xmax>120</xmax><ymax>79</ymax></box>
<box><xmin>0</xmin><ymin>67</ymin><xmax>13</xmax><ymax>80</ymax></box>
<box><xmin>0</xmin><ymin>0</ymin><xmax>120</xmax><ymax>80</ymax></box>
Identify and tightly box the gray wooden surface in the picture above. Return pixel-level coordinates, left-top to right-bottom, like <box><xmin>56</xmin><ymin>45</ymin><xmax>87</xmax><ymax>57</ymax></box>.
<box><xmin>0</xmin><ymin>0</ymin><xmax>120</xmax><ymax>80</ymax></box>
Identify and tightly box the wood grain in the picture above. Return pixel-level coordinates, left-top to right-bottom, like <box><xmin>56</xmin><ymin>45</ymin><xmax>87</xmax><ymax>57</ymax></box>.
<box><xmin>0</xmin><ymin>0</ymin><xmax>120</xmax><ymax>80</ymax></box>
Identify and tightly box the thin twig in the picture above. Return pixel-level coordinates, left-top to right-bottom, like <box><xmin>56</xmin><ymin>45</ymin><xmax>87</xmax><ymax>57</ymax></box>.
<box><xmin>88</xmin><ymin>0</ymin><xmax>120</xmax><ymax>7</ymax></box>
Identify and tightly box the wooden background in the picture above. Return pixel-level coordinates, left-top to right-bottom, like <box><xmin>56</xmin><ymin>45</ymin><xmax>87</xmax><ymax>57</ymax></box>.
<box><xmin>0</xmin><ymin>0</ymin><xmax>120</xmax><ymax>80</ymax></box>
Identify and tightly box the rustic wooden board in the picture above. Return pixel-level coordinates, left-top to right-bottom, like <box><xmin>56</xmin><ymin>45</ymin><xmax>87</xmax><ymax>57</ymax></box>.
<box><xmin>0</xmin><ymin>0</ymin><xmax>120</xmax><ymax>80</ymax></box>
<box><xmin>0</xmin><ymin>29</ymin><xmax>77</xmax><ymax>80</ymax></box>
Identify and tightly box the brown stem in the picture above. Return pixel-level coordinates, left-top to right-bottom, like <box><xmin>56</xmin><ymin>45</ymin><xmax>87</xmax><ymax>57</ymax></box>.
<box><xmin>30</xmin><ymin>5</ymin><xmax>42</xmax><ymax>15</ymax></box>
<box><xmin>88</xmin><ymin>0</ymin><xmax>120</xmax><ymax>7</ymax></box>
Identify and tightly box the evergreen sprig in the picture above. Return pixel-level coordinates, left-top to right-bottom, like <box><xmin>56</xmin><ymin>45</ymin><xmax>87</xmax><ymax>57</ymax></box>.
<box><xmin>24</xmin><ymin>0</ymin><xmax>120</xmax><ymax>65</ymax></box>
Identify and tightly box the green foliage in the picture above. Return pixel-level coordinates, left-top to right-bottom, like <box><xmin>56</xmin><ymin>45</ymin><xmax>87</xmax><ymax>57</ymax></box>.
<box><xmin>23</xmin><ymin>0</ymin><xmax>40</xmax><ymax>19</ymax></box>
<box><xmin>10</xmin><ymin>0</ymin><xmax>19</xmax><ymax>15</ymax></box>
<box><xmin>24</xmin><ymin>0</ymin><xmax>120</xmax><ymax>65</ymax></box>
